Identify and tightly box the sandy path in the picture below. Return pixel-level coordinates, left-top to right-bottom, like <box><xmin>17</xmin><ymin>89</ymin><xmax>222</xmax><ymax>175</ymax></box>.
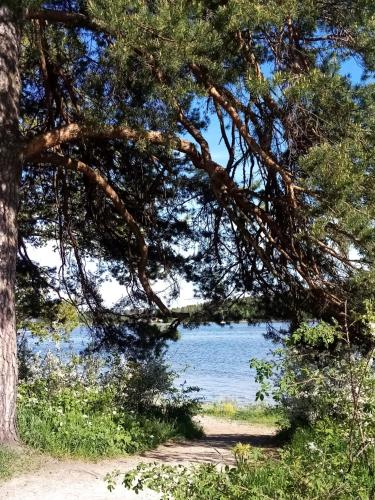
<box><xmin>0</xmin><ymin>416</ymin><xmax>277</xmax><ymax>500</ymax></box>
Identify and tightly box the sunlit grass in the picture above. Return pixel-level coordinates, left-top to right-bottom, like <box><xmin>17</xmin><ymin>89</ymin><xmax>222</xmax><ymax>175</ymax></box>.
<box><xmin>202</xmin><ymin>401</ymin><xmax>284</xmax><ymax>426</ymax></box>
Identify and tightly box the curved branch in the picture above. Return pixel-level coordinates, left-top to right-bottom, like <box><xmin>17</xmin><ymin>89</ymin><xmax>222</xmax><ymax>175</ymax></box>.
<box><xmin>23</xmin><ymin>122</ymin><xmax>302</xmax><ymax>273</ymax></box>
<box><xmin>25</xmin><ymin>9</ymin><xmax>106</xmax><ymax>32</ymax></box>
<box><xmin>24</xmin><ymin>122</ymin><xmax>346</xmax><ymax>311</ymax></box>
<box><xmin>23</xmin><ymin>123</ymin><xmax>282</xmax><ymax>230</ymax></box>
<box><xmin>32</xmin><ymin>153</ymin><xmax>170</xmax><ymax>315</ymax></box>
<box><xmin>23</xmin><ymin>123</ymin><xmax>200</xmax><ymax>162</ymax></box>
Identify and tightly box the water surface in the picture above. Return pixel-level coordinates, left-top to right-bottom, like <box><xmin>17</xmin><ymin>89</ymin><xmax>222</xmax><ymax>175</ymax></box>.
<box><xmin>167</xmin><ymin>322</ymin><xmax>282</xmax><ymax>404</ymax></box>
<box><xmin>28</xmin><ymin>322</ymin><xmax>284</xmax><ymax>405</ymax></box>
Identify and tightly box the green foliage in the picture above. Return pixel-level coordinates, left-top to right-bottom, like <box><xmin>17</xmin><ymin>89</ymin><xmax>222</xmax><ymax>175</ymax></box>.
<box><xmin>252</xmin><ymin>321</ymin><xmax>375</xmax><ymax>427</ymax></box>
<box><xmin>289</xmin><ymin>321</ymin><xmax>340</xmax><ymax>347</ymax></box>
<box><xmin>121</xmin><ymin>321</ymin><xmax>375</xmax><ymax>498</ymax></box>
<box><xmin>17</xmin><ymin>352</ymin><xmax>201</xmax><ymax>458</ymax></box>
<box><xmin>119</xmin><ymin>422</ymin><xmax>374</xmax><ymax>499</ymax></box>
<box><xmin>17</xmin><ymin>299</ymin><xmax>81</xmax><ymax>341</ymax></box>
<box><xmin>15</xmin><ymin>0</ymin><xmax>375</xmax><ymax>335</ymax></box>
<box><xmin>172</xmin><ymin>295</ymin><xmax>295</xmax><ymax>324</ymax></box>
<box><xmin>249</xmin><ymin>358</ymin><xmax>274</xmax><ymax>402</ymax></box>
<box><xmin>202</xmin><ymin>401</ymin><xmax>282</xmax><ymax>426</ymax></box>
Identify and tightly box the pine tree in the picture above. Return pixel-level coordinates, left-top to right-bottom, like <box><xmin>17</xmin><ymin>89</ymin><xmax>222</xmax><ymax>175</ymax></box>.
<box><xmin>0</xmin><ymin>0</ymin><xmax>374</xmax><ymax>442</ymax></box>
<box><xmin>0</xmin><ymin>3</ymin><xmax>21</xmax><ymax>443</ymax></box>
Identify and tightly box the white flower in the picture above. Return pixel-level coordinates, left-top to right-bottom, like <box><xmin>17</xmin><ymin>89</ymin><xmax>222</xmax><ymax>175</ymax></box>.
<box><xmin>307</xmin><ymin>441</ymin><xmax>319</xmax><ymax>452</ymax></box>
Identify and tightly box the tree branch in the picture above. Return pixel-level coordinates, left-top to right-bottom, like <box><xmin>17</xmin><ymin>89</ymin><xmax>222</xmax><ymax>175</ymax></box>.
<box><xmin>32</xmin><ymin>152</ymin><xmax>170</xmax><ymax>315</ymax></box>
<box><xmin>23</xmin><ymin>123</ymin><xmax>200</xmax><ymax>162</ymax></box>
<box><xmin>25</xmin><ymin>9</ymin><xmax>106</xmax><ymax>33</ymax></box>
<box><xmin>189</xmin><ymin>63</ymin><xmax>300</xmax><ymax>205</ymax></box>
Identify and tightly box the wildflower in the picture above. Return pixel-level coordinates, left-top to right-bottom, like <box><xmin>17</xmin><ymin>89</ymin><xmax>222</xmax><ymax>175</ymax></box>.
<box><xmin>307</xmin><ymin>441</ymin><xmax>319</xmax><ymax>452</ymax></box>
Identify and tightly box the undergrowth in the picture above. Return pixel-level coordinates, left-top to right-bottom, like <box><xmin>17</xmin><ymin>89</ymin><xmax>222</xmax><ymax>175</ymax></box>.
<box><xmin>117</xmin><ymin>320</ymin><xmax>375</xmax><ymax>499</ymax></box>
<box><xmin>17</xmin><ymin>351</ymin><xmax>201</xmax><ymax>459</ymax></box>
<box><xmin>202</xmin><ymin>401</ymin><xmax>283</xmax><ymax>426</ymax></box>
<box><xmin>119</xmin><ymin>422</ymin><xmax>374</xmax><ymax>499</ymax></box>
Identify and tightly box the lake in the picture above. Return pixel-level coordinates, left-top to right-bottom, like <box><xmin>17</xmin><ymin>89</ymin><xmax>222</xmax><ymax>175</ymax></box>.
<box><xmin>28</xmin><ymin>322</ymin><xmax>285</xmax><ymax>405</ymax></box>
<box><xmin>167</xmin><ymin>322</ymin><xmax>282</xmax><ymax>405</ymax></box>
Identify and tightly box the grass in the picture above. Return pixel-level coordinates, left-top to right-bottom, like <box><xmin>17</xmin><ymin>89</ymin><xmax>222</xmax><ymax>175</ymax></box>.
<box><xmin>18</xmin><ymin>405</ymin><xmax>202</xmax><ymax>459</ymax></box>
<box><xmin>201</xmin><ymin>401</ymin><xmax>284</xmax><ymax>426</ymax></box>
<box><xmin>17</xmin><ymin>383</ymin><xmax>203</xmax><ymax>459</ymax></box>
<box><xmin>0</xmin><ymin>445</ymin><xmax>45</xmax><ymax>482</ymax></box>
<box><xmin>0</xmin><ymin>408</ymin><xmax>202</xmax><ymax>481</ymax></box>
<box><xmin>0</xmin><ymin>446</ymin><xmax>18</xmax><ymax>481</ymax></box>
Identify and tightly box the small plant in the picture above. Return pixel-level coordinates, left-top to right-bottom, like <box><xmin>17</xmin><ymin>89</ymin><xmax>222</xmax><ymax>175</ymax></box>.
<box><xmin>232</xmin><ymin>443</ymin><xmax>262</xmax><ymax>467</ymax></box>
<box><xmin>221</xmin><ymin>401</ymin><xmax>236</xmax><ymax>417</ymax></box>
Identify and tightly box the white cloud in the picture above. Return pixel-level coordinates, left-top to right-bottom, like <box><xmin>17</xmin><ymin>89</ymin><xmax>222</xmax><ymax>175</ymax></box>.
<box><xmin>26</xmin><ymin>243</ymin><xmax>198</xmax><ymax>308</ymax></box>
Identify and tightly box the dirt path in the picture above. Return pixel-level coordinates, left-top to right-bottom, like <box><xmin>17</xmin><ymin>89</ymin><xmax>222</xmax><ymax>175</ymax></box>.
<box><xmin>0</xmin><ymin>416</ymin><xmax>277</xmax><ymax>500</ymax></box>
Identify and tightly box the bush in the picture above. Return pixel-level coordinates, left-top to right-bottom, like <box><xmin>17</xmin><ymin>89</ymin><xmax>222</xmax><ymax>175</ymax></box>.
<box><xmin>103</xmin><ymin>354</ymin><xmax>200</xmax><ymax>418</ymax></box>
<box><xmin>119</xmin><ymin>320</ymin><xmax>375</xmax><ymax>499</ymax></box>
<box><xmin>119</xmin><ymin>418</ymin><xmax>374</xmax><ymax>499</ymax></box>
<box><xmin>17</xmin><ymin>350</ymin><xmax>201</xmax><ymax>458</ymax></box>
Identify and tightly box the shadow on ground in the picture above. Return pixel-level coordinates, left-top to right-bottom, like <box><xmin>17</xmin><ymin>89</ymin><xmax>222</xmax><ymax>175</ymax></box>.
<box><xmin>142</xmin><ymin>427</ymin><xmax>278</xmax><ymax>465</ymax></box>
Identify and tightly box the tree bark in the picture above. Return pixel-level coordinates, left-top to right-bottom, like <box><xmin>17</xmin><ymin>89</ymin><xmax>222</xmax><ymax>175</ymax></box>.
<box><xmin>0</xmin><ymin>5</ymin><xmax>21</xmax><ymax>443</ymax></box>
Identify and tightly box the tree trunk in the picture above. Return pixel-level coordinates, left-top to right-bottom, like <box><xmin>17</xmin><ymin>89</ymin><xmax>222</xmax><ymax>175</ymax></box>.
<box><xmin>0</xmin><ymin>5</ymin><xmax>21</xmax><ymax>444</ymax></box>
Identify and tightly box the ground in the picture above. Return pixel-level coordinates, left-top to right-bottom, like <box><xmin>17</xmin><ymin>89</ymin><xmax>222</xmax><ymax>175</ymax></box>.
<box><xmin>0</xmin><ymin>416</ymin><xmax>277</xmax><ymax>499</ymax></box>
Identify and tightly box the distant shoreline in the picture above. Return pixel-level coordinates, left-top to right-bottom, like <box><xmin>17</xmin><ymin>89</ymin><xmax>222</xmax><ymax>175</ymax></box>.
<box><xmin>177</xmin><ymin>319</ymin><xmax>291</xmax><ymax>326</ymax></box>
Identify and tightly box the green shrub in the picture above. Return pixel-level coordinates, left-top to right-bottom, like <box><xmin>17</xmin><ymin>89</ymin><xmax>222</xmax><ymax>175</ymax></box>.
<box><xmin>119</xmin><ymin>320</ymin><xmax>375</xmax><ymax>499</ymax></box>
<box><xmin>119</xmin><ymin>421</ymin><xmax>374</xmax><ymax>499</ymax></box>
<box><xmin>17</xmin><ymin>351</ymin><xmax>201</xmax><ymax>458</ymax></box>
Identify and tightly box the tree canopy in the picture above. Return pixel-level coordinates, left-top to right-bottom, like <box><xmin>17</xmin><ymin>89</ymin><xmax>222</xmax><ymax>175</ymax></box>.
<box><xmin>14</xmin><ymin>0</ymin><xmax>374</xmax><ymax>337</ymax></box>
<box><xmin>0</xmin><ymin>0</ymin><xmax>375</xmax><ymax>444</ymax></box>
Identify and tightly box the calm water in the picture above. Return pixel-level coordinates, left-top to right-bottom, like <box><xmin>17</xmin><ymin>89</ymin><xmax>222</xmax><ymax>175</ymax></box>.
<box><xmin>28</xmin><ymin>322</ymin><xmax>284</xmax><ymax>405</ymax></box>
<box><xmin>167</xmin><ymin>322</ymin><xmax>282</xmax><ymax>404</ymax></box>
